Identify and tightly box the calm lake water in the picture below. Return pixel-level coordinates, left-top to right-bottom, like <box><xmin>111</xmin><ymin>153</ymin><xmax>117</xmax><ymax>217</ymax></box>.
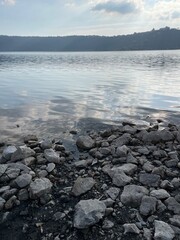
<box><xmin>0</xmin><ymin>51</ymin><xmax>180</xmax><ymax>141</ymax></box>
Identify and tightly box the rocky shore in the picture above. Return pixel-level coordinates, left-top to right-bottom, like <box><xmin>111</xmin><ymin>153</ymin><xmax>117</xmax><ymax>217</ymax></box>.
<box><xmin>0</xmin><ymin>119</ymin><xmax>180</xmax><ymax>240</ymax></box>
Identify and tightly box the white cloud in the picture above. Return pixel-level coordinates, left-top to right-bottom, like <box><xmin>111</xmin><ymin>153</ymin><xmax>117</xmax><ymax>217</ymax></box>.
<box><xmin>1</xmin><ymin>0</ymin><xmax>16</xmax><ymax>6</ymax></box>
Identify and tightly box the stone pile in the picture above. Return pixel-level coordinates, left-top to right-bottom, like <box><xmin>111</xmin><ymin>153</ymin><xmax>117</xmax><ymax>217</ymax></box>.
<box><xmin>0</xmin><ymin>120</ymin><xmax>180</xmax><ymax>240</ymax></box>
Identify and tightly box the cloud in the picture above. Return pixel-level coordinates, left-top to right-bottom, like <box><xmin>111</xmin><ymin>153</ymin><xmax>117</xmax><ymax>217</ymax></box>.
<box><xmin>171</xmin><ymin>11</ymin><xmax>180</xmax><ymax>19</ymax></box>
<box><xmin>92</xmin><ymin>0</ymin><xmax>141</xmax><ymax>14</ymax></box>
<box><xmin>1</xmin><ymin>0</ymin><xmax>16</xmax><ymax>6</ymax></box>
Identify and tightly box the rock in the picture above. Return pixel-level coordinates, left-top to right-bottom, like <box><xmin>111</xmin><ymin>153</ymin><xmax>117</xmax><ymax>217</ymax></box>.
<box><xmin>15</xmin><ymin>174</ymin><xmax>32</xmax><ymax>188</ymax></box>
<box><xmin>143</xmin><ymin>228</ymin><xmax>152</xmax><ymax>240</ymax></box>
<box><xmin>53</xmin><ymin>212</ymin><xmax>66</xmax><ymax>221</ymax></box>
<box><xmin>165</xmin><ymin>197</ymin><xmax>180</xmax><ymax>214</ymax></box>
<box><xmin>0</xmin><ymin>197</ymin><xmax>6</xmax><ymax>210</ymax></box>
<box><xmin>74</xmin><ymin>199</ymin><xmax>106</xmax><ymax>229</ymax></box>
<box><xmin>0</xmin><ymin>164</ymin><xmax>8</xmax><ymax>177</ymax></box>
<box><xmin>7</xmin><ymin>163</ymin><xmax>31</xmax><ymax>173</ymax></box>
<box><xmin>6</xmin><ymin>168</ymin><xmax>20</xmax><ymax>179</ymax></box>
<box><xmin>40</xmin><ymin>139</ymin><xmax>52</xmax><ymax>150</ymax></box>
<box><xmin>102</xmin><ymin>219</ymin><xmax>114</xmax><ymax>229</ymax></box>
<box><xmin>123</xmin><ymin>223</ymin><xmax>140</xmax><ymax>234</ymax></box>
<box><xmin>18</xmin><ymin>189</ymin><xmax>29</xmax><ymax>201</ymax></box>
<box><xmin>74</xmin><ymin>159</ymin><xmax>93</xmax><ymax>168</ymax></box>
<box><xmin>11</xmin><ymin>146</ymin><xmax>35</xmax><ymax>162</ymax></box>
<box><xmin>116</xmin><ymin>163</ymin><xmax>137</xmax><ymax>175</ymax></box>
<box><xmin>76</xmin><ymin>136</ymin><xmax>95</xmax><ymax>150</ymax></box>
<box><xmin>177</xmin><ymin>131</ymin><xmax>180</xmax><ymax>143</ymax></box>
<box><xmin>46</xmin><ymin>163</ymin><xmax>55</xmax><ymax>173</ymax></box>
<box><xmin>38</xmin><ymin>170</ymin><xmax>48</xmax><ymax>178</ymax></box>
<box><xmin>170</xmin><ymin>215</ymin><xmax>180</xmax><ymax>228</ymax></box>
<box><xmin>139</xmin><ymin>173</ymin><xmax>160</xmax><ymax>187</ymax></box>
<box><xmin>5</xmin><ymin>195</ymin><xmax>17</xmax><ymax>209</ymax></box>
<box><xmin>44</xmin><ymin>149</ymin><xmax>60</xmax><ymax>164</ymax></box>
<box><xmin>121</xmin><ymin>184</ymin><xmax>148</xmax><ymax>207</ymax></box>
<box><xmin>150</xmin><ymin>189</ymin><xmax>170</xmax><ymax>200</ymax></box>
<box><xmin>102</xmin><ymin>198</ymin><xmax>115</xmax><ymax>207</ymax></box>
<box><xmin>112</xmin><ymin>133</ymin><xmax>131</xmax><ymax>147</ymax></box>
<box><xmin>2</xmin><ymin>146</ymin><xmax>17</xmax><ymax>161</ymax></box>
<box><xmin>24</xmin><ymin>135</ymin><xmax>38</xmax><ymax>143</ymax></box>
<box><xmin>2</xmin><ymin>188</ymin><xmax>18</xmax><ymax>200</ymax></box>
<box><xmin>0</xmin><ymin>186</ymin><xmax>10</xmax><ymax>194</ymax></box>
<box><xmin>72</xmin><ymin>177</ymin><xmax>95</xmax><ymax>196</ymax></box>
<box><xmin>159</xmin><ymin>129</ymin><xmax>174</xmax><ymax>142</ymax></box>
<box><xmin>112</xmin><ymin>170</ymin><xmax>132</xmax><ymax>187</ymax></box>
<box><xmin>29</xmin><ymin>178</ymin><xmax>53</xmax><ymax>199</ymax></box>
<box><xmin>154</xmin><ymin>220</ymin><xmax>175</xmax><ymax>240</ymax></box>
<box><xmin>116</xmin><ymin>145</ymin><xmax>129</xmax><ymax>157</ymax></box>
<box><xmin>143</xmin><ymin>161</ymin><xmax>154</xmax><ymax>172</ymax></box>
<box><xmin>106</xmin><ymin>187</ymin><xmax>120</xmax><ymax>200</ymax></box>
<box><xmin>122</xmin><ymin>119</ymin><xmax>150</xmax><ymax>127</ymax></box>
<box><xmin>22</xmin><ymin>157</ymin><xmax>35</xmax><ymax>166</ymax></box>
<box><xmin>140</xmin><ymin>196</ymin><xmax>157</xmax><ymax>216</ymax></box>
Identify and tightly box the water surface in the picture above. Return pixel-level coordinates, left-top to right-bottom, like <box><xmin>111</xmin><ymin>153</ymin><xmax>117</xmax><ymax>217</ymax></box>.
<box><xmin>0</xmin><ymin>51</ymin><xmax>180</xmax><ymax>141</ymax></box>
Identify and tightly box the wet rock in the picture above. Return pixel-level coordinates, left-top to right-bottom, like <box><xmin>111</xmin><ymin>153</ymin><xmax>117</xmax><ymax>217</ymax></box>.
<box><xmin>72</xmin><ymin>177</ymin><xmax>95</xmax><ymax>196</ymax></box>
<box><xmin>74</xmin><ymin>199</ymin><xmax>106</xmax><ymax>229</ymax></box>
<box><xmin>150</xmin><ymin>189</ymin><xmax>170</xmax><ymax>200</ymax></box>
<box><xmin>2</xmin><ymin>146</ymin><xmax>17</xmax><ymax>161</ymax></box>
<box><xmin>121</xmin><ymin>184</ymin><xmax>148</xmax><ymax>207</ymax></box>
<box><xmin>106</xmin><ymin>187</ymin><xmax>120</xmax><ymax>200</ymax></box>
<box><xmin>11</xmin><ymin>146</ymin><xmax>35</xmax><ymax>162</ymax></box>
<box><xmin>29</xmin><ymin>178</ymin><xmax>53</xmax><ymax>199</ymax></box>
<box><xmin>154</xmin><ymin>220</ymin><xmax>175</xmax><ymax>240</ymax></box>
<box><xmin>139</xmin><ymin>173</ymin><xmax>160</xmax><ymax>187</ymax></box>
<box><xmin>165</xmin><ymin>197</ymin><xmax>180</xmax><ymax>214</ymax></box>
<box><xmin>15</xmin><ymin>173</ymin><xmax>32</xmax><ymax>188</ymax></box>
<box><xmin>123</xmin><ymin>223</ymin><xmax>140</xmax><ymax>234</ymax></box>
<box><xmin>44</xmin><ymin>149</ymin><xmax>60</xmax><ymax>164</ymax></box>
<box><xmin>76</xmin><ymin>136</ymin><xmax>95</xmax><ymax>150</ymax></box>
<box><xmin>140</xmin><ymin>196</ymin><xmax>157</xmax><ymax>216</ymax></box>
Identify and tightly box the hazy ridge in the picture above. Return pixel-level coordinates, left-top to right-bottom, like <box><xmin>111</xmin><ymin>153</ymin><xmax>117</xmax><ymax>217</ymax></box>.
<box><xmin>0</xmin><ymin>27</ymin><xmax>180</xmax><ymax>51</ymax></box>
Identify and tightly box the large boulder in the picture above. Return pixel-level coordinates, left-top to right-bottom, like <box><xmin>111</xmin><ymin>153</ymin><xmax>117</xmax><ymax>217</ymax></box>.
<box><xmin>74</xmin><ymin>199</ymin><xmax>106</xmax><ymax>229</ymax></box>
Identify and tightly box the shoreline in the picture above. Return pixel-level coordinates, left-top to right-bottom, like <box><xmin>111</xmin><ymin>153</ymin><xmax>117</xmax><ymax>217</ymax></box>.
<box><xmin>0</xmin><ymin>119</ymin><xmax>180</xmax><ymax>239</ymax></box>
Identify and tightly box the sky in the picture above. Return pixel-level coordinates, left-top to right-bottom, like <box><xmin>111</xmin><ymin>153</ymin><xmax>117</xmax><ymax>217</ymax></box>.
<box><xmin>0</xmin><ymin>0</ymin><xmax>180</xmax><ymax>36</ymax></box>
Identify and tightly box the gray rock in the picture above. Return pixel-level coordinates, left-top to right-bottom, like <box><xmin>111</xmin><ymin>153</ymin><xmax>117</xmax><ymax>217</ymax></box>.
<box><xmin>74</xmin><ymin>199</ymin><xmax>106</xmax><ymax>229</ymax></box>
<box><xmin>123</xmin><ymin>223</ymin><xmax>140</xmax><ymax>234</ymax></box>
<box><xmin>106</xmin><ymin>187</ymin><xmax>120</xmax><ymax>200</ymax></box>
<box><xmin>0</xmin><ymin>197</ymin><xmax>6</xmax><ymax>210</ymax></box>
<box><xmin>102</xmin><ymin>198</ymin><xmax>115</xmax><ymax>207</ymax></box>
<box><xmin>143</xmin><ymin>228</ymin><xmax>152</xmax><ymax>240</ymax></box>
<box><xmin>44</xmin><ymin>149</ymin><xmax>60</xmax><ymax>164</ymax></box>
<box><xmin>154</xmin><ymin>220</ymin><xmax>175</xmax><ymax>240</ymax></box>
<box><xmin>140</xmin><ymin>196</ymin><xmax>157</xmax><ymax>216</ymax></box>
<box><xmin>24</xmin><ymin>134</ymin><xmax>38</xmax><ymax>143</ymax></box>
<box><xmin>11</xmin><ymin>146</ymin><xmax>35</xmax><ymax>162</ymax></box>
<box><xmin>38</xmin><ymin>170</ymin><xmax>48</xmax><ymax>178</ymax></box>
<box><xmin>40</xmin><ymin>139</ymin><xmax>52</xmax><ymax>150</ymax></box>
<box><xmin>74</xmin><ymin>159</ymin><xmax>93</xmax><ymax>168</ymax></box>
<box><xmin>72</xmin><ymin>177</ymin><xmax>95</xmax><ymax>196</ymax></box>
<box><xmin>127</xmin><ymin>153</ymin><xmax>138</xmax><ymax>164</ymax></box>
<box><xmin>143</xmin><ymin>161</ymin><xmax>154</xmax><ymax>173</ymax></box>
<box><xmin>6</xmin><ymin>168</ymin><xmax>20</xmax><ymax>179</ymax></box>
<box><xmin>102</xmin><ymin>219</ymin><xmax>114</xmax><ymax>229</ymax></box>
<box><xmin>0</xmin><ymin>164</ymin><xmax>8</xmax><ymax>177</ymax></box>
<box><xmin>165</xmin><ymin>197</ymin><xmax>180</xmax><ymax>214</ymax></box>
<box><xmin>5</xmin><ymin>195</ymin><xmax>17</xmax><ymax>209</ymax></box>
<box><xmin>112</xmin><ymin>170</ymin><xmax>132</xmax><ymax>187</ymax></box>
<box><xmin>150</xmin><ymin>189</ymin><xmax>170</xmax><ymax>200</ymax></box>
<box><xmin>7</xmin><ymin>163</ymin><xmax>31</xmax><ymax>173</ymax></box>
<box><xmin>116</xmin><ymin>163</ymin><xmax>137</xmax><ymax>175</ymax></box>
<box><xmin>121</xmin><ymin>184</ymin><xmax>148</xmax><ymax>207</ymax></box>
<box><xmin>0</xmin><ymin>186</ymin><xmax>10</xmax><ymax>194</ymax></box>
<box><xmin>112</xmin><ymin>133</ymin><xmax>131</xmax><ymax>147</ymax></box>
<box><xmin>116</xmin><ymin>145</ymin><xmax>129</xmax><ymax>157</ymax></box>
<box><xmin>177</xmin><ymin>131</ymin><xmax>180</xmax><ymax>143</ymax></box>
<box><xmin>46</xmin><ymin>163</ymin><xmax>55</xmax><ymax>173</ymax></box>
<box><xmin>22</xmin><ymin>157</ymin><xmax>35</xmax><ymax>166</ymax></box>
<box><xmin>2</xmin><ymin>146</ymin><xmax>17</xmax><ymax>161</ymax></box>
<box><xmin>157</xmin><ymin>200</ymin><xmax>167</xmax><ymax>213</ymax></box>
<box><xmin>15</xmin><ymin>174</ymin><xmax>32</xmax><ymax>188</ymax></box>
<box><xmin>170</xmin><ymin>215</ymin><xmax>180</xmax><ymax>228</ymax></box>
<box><xmin>18</xmin><ymin>189</ymin><xmax>29</xmax><ymax>201</ymax></box>
<box><xmin>2</xmin><ymin>188</ymin><xmax>18</xmax><ymax>200</ymax></box>
<box><xmin>139</xmin><ymin>173</ymin><xmax>160</xmax><ymax>187</ymax></box>
<box><xmin>76</xmin><ymin>136</ymin><xmax>95</xmax><ymax>150</ymax></box>
<box><xmin>29</xmin><ymin>178</ymin><xmax>52</xmax><ymax>199</ymax></box>
<box><xmin>159</xmin><ymin>129</ymin><xmax>174</xmax><ymax>142</ymax></box>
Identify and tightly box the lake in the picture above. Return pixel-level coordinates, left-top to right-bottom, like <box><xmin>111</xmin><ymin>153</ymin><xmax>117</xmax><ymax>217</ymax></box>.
<box><xmin>0</xmin><ymin>51</ymin><xmax>180</xmax><ymax>142</ymax></box>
